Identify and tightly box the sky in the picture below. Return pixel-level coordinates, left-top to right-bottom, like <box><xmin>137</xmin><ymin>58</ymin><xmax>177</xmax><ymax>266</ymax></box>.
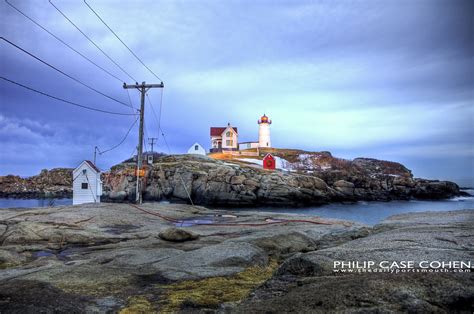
<box><xmin>0</xmin><ymin>0</ymin><xmax>473</xmax><ymax>186</ymax></box>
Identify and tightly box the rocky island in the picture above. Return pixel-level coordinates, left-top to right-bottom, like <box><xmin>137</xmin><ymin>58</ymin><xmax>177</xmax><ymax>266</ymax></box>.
<box><xmin>0</xmin><ymin>203</ymin><xmax>472</xmax><ymax>312</ymax></box>
<box><xmin>0</xmin><ymin>168</ymin><xmax>73</xmax><ymax>199</ymax></box>
<box><xmin>0</xmin><ymin>149</ymin><xmax>463</xmax><ymax>206</ymax></box>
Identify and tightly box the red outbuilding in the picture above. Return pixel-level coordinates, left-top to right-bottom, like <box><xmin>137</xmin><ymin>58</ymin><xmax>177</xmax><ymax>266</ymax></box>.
<box><xmin>263</xmin><ymin>153</ymin><xmax>276</xmax><ymax>170</ymax></box>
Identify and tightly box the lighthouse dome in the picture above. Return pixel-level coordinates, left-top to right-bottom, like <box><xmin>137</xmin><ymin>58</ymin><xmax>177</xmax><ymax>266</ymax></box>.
<box><xmin>258</xmin><ymin>114</ymin><xmax>272</xmax><ymax>124</ymax></box>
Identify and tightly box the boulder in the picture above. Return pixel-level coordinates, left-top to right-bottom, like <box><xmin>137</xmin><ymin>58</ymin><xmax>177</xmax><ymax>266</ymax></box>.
<box><xmin>333</xmin><ymin>180</ymin><xmax>355</xmax><ymax>196</ymax></box>
<box><xmin>158</xmin><ymin>228</ymin><xmax>199</xmax><ymax>242</ymax></box>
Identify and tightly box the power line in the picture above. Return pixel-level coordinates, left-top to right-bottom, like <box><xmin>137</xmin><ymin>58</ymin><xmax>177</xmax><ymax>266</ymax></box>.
<box><xmin>84</xmin><ymin>0</ymin><xmax>163</xmax><ymax>83</ymax></box>
<box><xmin>159</xmin><ymin>126</ymin><xmax>172</xmax><ymax>154</ymax></box>
<box><xmin>157</xmin><ymin>125</ymin><xmax>195</xmax><ymax>206</ymax></box>
<box><xmin>0</xmin><ymin>76</ymin><xmax>137</xmax><ymax>116</ymax></box>
<box><xmin>98</xmin><ymin>116</ymin><xmax>138</xmax><ymax>155</ymax></box>
<box><xmin>125</xmin><ymin>88</ymin><xmax>137</xmax><ymax>110</ymax></box>
<box><xmin>1</xmin><ymin>37</ymin><xmax>132</xmax><ymax>109</ymax></box>
<box><xmin>145</xmin><ymin>91</ymin><xmax>163</xmax><ymax>143</ymax></box>
<box><xmin>4</xmin><ymin>0</ymin><xmax>124</xmax><ymax>83</ymax></box>
<box><xmin>49</xmin><ymin>0</ymin><xmax>137</xmax><ymax>82</ymax></box>
<box><xmin>158</xmin><ymin>89</ymin><xmax>164</xmax><ymax>133</ymax></box>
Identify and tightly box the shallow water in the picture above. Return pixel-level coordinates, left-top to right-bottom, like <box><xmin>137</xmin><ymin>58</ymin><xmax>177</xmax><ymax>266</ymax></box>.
<box><xmin>174</xmin><ymin>218</ymin><xmax>215</xmax><ymax>227</ymax></box>
<box><xmin>32</xmin><ymin>249</ymin><xmax>74</xmax><ymax>261</ymax></box>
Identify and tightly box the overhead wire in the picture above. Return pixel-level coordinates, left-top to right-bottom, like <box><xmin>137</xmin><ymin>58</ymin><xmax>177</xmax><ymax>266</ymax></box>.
<box><xmin>83</xmin><ymin>0</ymin><xmax>163</xmax><ymax>83</ymax></box>
<box><xmin>145</xmin><ymin>91</ymin><xmax>163</xmax><ymax>144</ymax></box>
<box><xmin>0</xmin><ymin>76</ymin><xmax>137</xmax><ymax>116</ymax></box>
<box><xmin>143</xmin><ymin>120</ymin><xmax>150</xmax><ymax>152</ymax></box>
<box><xmin>4</xmin><ymin>0</ymin><xmax>124</xmax><ymax>83</ymax></box>
<box><xmin>84</xmin><ymin>172</ymin><xmax>97</xmax><ymax>203</ymax></box>
<box><xmin>0</xmin><ymin>37</ymin><xmax>132</xmax><ymax>109</ymax></box>
<box><xmin>49</xmin><ymin>0</ymin><xmax>137</xmax><ymax>82</ymax></box>
<box><xmin>144</xmin><ymin>89</ymin><xmax>194</xmax><ymax>205</ymax></box>
<box><xmin>97</xmin><ymin>116</ymin><xmax>139</xmax><ymax>155</ymax></box>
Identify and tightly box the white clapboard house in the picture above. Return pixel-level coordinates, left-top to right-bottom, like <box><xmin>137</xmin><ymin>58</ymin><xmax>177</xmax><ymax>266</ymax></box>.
<box><xmin>73</xmin><ymin>160</ymin><xmax>102</xmax><ymax>205</ymax></box>
<box><xmin>187</xmin><ymin>142</ymin><xmax>206</xmax><ymax>155</ymax></box>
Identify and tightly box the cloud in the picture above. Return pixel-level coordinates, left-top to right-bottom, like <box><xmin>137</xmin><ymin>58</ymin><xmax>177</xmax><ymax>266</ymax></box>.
<box><xmin>0</xmin><ymin>0</ymin><xmax>472</xmax><ymax>183</ymax></box>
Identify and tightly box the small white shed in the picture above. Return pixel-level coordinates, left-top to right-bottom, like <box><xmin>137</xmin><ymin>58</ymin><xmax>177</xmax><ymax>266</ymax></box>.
<box><xmin>187</xmin><ymin>142</ymin><xmax>206</xmax><ymax>155</ymax></box>
<box><xmin>73</xmin><ymin>160</ymin><xmax>102</xmax><ymax>205</ymax></box>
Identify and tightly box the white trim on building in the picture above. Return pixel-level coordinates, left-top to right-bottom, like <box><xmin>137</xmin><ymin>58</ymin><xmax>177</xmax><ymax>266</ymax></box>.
<box><xmin>238</xmin><ymin>142</ymin><xmax>259</xmax><ymax>150</ymax></box>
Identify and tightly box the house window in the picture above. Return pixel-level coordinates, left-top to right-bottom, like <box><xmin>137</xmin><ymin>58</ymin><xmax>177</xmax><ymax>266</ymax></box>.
<box><xmin>226</xmin><ymin>131</ymin><xmax>232</xmax><ymax>137</ymax></box>
<box><xmin>195</xmin><ymin>145</ymin><xmax>199</xmax><ymax>150</ymax></box>
<box><xmin>247</xmin><ymin>143</ymin><xmax>251</xmax><ymax>148</ymax></box>
<box><xmin>81</xmin><ymin>182</ymin><xmax>88</xmax><ymax>189</ymax></box>
<box><xmin>226</xmin><ymin>140</ymin><xmax>233</xmax><ymax>146</ymax></box>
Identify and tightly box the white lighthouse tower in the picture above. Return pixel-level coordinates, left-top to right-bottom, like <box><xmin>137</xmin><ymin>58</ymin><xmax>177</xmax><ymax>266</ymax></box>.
<box><xmin>258</xmin><ymin>114</ymin><xmax>272</xmax><ymax>148</ymax></box>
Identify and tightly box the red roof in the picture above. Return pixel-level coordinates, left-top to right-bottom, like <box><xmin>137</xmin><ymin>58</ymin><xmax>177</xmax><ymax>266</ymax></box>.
<box><xmin>210</xmin><ymin>127</ymin><xmax>238</xmax><ymax>136</ymax></box>
<box><xmin>85</xmin><ymin>160</ymin><xmax>100</xmax><ymax>172</ymax></box>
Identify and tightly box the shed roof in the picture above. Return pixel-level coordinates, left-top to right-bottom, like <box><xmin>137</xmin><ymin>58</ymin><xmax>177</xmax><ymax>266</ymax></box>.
<box><xmin>263</xmin><ymin>153</ymin><xmax>275</xmax><ymax>160</ymax></box>
<box><xmin>85</xmin><ymin>160</ymin><xmax>100</xmax><ymax>172</ymax></box>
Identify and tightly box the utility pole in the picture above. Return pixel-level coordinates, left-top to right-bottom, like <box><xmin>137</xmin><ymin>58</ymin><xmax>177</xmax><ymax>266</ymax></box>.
<box><xmin>148</xmin><ymin>137</ymin><xmax>158</xmax><ymax>153</ymax></box>
<box><xmin>93</xmin><ymin>146</ymin><xmax>99</xmax><ymax>165</ymax></box>
<box><xmin>123</xmin><ymin>81</ymin><xmax>164</xmax><ymax>204</ymax></box>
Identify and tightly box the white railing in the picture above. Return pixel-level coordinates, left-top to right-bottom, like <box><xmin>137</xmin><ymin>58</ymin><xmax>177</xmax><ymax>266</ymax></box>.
<box><xmin>222</xmin><ymin>150</ymin><xmax>259</xmax><ymax>157</ymax></box>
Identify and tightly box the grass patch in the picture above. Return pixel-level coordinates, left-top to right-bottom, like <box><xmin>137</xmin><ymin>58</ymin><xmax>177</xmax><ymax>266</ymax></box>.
<box><xmin>161</xmin><ymin>259</ymin><xmax>278</xmax><ymax>311</ymax></box>
<box><xmin>0</xmin><ymin>262</ymin><xmax>16</xmax><ymax>269</ymax></box>
<box><xmin>119</xmin><ymin>296</ymin><xmax>157</xmax><ymax>314</ymax></box>
<box><xmin>56</xmin><ymin>276</ymin><xmax>131</xmax><ymax>297</ymax></box>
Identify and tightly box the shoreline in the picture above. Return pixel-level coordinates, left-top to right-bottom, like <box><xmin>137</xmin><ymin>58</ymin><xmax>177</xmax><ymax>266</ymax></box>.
<box><xmin>0</xmin><ymin>154</ymin><xmax>465</xmax><ymax>207</ymax></box>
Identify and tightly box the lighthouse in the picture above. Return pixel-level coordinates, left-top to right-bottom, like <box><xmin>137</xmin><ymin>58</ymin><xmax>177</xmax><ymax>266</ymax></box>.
<box><xmin>258</xmin><ymin>114</ymin><xmax>272</xmax><ymax>148</ymax></box>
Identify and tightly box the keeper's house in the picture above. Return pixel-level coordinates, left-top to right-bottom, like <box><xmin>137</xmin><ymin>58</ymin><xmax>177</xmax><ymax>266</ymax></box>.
<box><xmin>73</xmin><ymin>160</ymin><xmax>102</xmax><ymax>205</ymax></box>
<box><xmin>210</xmin><ymin>123</ymin><xmax>238</xmax><ymax>152</ymax></box>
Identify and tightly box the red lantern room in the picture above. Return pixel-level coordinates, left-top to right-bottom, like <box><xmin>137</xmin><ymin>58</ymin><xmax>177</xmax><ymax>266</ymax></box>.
<box><xmin>258</xmin><ymin>114</ymin><xmax>272</xmax><ymax>125</ymax></box>
<box><xmin>263</xmin><ymin>153</ymin><xmax>276</xmax><ymax>170</ymax></box>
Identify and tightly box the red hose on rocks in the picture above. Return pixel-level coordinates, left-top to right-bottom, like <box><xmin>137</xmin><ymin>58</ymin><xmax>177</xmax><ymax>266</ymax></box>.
<box><xmin>129</xmin><ymin>204</ymin><xmax>341</xmax><ymax>227</ymax></box>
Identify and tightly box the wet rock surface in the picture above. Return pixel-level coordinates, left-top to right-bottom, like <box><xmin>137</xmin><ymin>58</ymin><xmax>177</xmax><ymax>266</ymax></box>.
<box><xmin>0</xmin><ymin>204</ymin><xmax>471</xmax><ymax>312</ymax></box>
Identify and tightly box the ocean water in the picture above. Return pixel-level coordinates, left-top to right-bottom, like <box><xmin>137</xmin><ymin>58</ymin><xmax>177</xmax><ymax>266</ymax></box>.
<box><xmin>1</xmin><ymin>190</ymin><xmax>472</xmax><ymax>225</ymax></box>
<box><xmin>237</xmin><ymin>193</ymin><xmax>474</xmax><ymax>225</ymax></box>
<box><xmin>0</xmin><ymin>198</ymin><xmax>72</xmax><ymax>208</ymax></box>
